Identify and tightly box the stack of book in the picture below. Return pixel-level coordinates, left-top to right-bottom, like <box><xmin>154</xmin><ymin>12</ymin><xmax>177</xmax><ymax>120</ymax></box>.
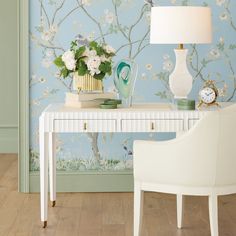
<box><xmin>65</xmin><ymin>92</ymin><xmax>116</xmax><ymax>108</ymax></box>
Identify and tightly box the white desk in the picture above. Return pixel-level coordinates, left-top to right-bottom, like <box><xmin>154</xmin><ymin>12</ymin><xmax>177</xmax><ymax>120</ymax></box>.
<box><xmin>39</xmin><ymin>103</ymin><xmax>212</xmax><ymax>227</ymax></box>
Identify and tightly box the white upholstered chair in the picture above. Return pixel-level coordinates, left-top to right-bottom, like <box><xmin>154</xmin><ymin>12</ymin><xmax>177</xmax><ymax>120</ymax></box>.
<box><xmin>133</xmin><ymin>104</ymin><xmax>236</xmax><ymax>236</ymax></box>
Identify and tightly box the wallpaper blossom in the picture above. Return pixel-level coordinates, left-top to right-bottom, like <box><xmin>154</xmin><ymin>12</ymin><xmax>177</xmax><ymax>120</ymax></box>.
<box><xmin>30</xmin><ymin>0</ymin><xmax>236</xmax><ymax>172</ymax></box>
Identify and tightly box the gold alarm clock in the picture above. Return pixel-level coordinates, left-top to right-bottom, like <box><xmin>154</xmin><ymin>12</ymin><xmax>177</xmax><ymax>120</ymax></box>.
<box><xmin>197</xmin><ymin>80</ymin><xmax>220</xmax><ymax>109</ymax></box>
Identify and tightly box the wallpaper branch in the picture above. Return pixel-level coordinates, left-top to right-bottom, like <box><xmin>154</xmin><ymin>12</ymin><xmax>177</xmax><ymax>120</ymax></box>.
<box><xmin>30</xmin><ymin>0</ymin><xmax>236</xmax><ymax>172</ymax></box>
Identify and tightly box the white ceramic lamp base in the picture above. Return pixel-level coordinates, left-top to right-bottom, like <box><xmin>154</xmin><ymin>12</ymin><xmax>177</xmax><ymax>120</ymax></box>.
<box><xmin>169</xmin><ymin>49</ymin><xmax>192</xmax><ymax>99</ymax></box>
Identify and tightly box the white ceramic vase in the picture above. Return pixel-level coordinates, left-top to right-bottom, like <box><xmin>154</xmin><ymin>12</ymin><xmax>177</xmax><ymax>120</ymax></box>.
<box><xmin>169</xmin><ymin>49</ymin><xmax>192</xmax><ymax>99</ymax></box>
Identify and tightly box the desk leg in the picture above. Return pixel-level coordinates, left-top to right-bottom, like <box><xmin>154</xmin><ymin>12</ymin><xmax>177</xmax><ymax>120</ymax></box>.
<box><xmin>176</xmin><ymin>131</ymin><xmax>185</xmax><ymax>229</ymax></box>
<box><xmin>39</xmin><ymin>119</ymin><xmax>48</xmax><ymax>228</ymax></box>
<box><xmin>49</xmin><ymin>132</ymin><xmax>56</xmax><ymax>207</ymax></box>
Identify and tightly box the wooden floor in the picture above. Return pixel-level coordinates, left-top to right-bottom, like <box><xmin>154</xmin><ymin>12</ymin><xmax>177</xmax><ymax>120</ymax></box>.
<box><xmin>0</xmin><ymin>154</ymin><xmax>236</xmax><ymax>236</ymax></box>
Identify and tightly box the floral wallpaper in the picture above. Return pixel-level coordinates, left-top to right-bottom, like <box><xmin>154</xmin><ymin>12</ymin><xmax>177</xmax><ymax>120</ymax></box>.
<box><xmin>29</xmin><ymin>0</ymin><xmax>236</xmax><ymax>172</ymax></box>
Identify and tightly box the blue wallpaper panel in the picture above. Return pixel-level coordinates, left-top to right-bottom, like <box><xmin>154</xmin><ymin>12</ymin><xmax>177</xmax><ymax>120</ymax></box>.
<box><xmin>29</xmin><ymin>0</ymin><xmax>236</xmax><ymax>171</ymax></box>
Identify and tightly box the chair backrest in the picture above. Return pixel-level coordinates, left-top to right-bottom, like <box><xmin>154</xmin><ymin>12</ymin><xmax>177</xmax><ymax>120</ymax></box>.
<box><xmin>181</xmin><ymin>104</ymin><xmax>236</xmax><ymax>187</ymax></box>
<box><xmin>215</xmin><ymin>104</ymin><xmax>236</xmax><ymax>186</ymax></box>
<box><xmin>180</xmin><ymin>104</ymin><xmax>236</xmax><ymax>187</ymax></box>
<box><xmin>133</xmin><ymin>103</ymin><xmax>236</xmax><ymax>188</ymax></box>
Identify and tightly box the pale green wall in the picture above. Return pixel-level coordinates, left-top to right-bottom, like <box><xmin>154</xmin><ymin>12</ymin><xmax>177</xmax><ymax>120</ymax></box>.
<box><xmin>0</xmin><ymin>0</ymin><xmax>18</xmax><ymax>153</ymax></box>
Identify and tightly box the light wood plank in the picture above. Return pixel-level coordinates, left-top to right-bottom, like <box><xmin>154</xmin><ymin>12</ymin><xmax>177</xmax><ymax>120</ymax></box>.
<box><xmin>1</xmin><ymin>154</ymin><xmax>236</xmax><ymax>236</ymax></box>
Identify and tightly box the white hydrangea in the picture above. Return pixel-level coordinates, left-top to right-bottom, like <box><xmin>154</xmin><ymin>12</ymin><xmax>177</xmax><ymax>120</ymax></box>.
<box><xmin>62</xmin><ymin>50</ymin><xmax>76</xmax><ymax>71</ymax></box>
<box><xmin>86</xmin><ymin>56</ymin><xmax>101</xmax><ymax>76</ymax></box>
<box><xmin>83</xmin><ymin>48</ymin><xmax>97</xmax><ymax>58</ymax></box>
<box><xmin>100</xmin><ymin>55</ymin><xmax>110</xmax><ymax>63</ymax></box>
<box><xmin>62</xmin><ymin>50</ymin><xmax>75</xmax><ymax>61</ymax></box>
<box><xmin>104</xmin><ymin>44</ymin><xmax>116</xmax><ymax>54</ymax></box>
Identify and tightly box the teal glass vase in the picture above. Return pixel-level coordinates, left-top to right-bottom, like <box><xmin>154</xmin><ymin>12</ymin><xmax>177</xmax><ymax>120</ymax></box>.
<box><xmin>114</xmin><ymin>59</ymin><xmax>138</xmax><ymax>107</ymax></box>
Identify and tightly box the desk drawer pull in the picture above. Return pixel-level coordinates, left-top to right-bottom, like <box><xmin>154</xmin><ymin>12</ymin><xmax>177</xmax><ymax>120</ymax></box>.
<box><xmin>151</xmin><ymin>122</ymin><xmax>155</xmax><ymax>130</ymax></box>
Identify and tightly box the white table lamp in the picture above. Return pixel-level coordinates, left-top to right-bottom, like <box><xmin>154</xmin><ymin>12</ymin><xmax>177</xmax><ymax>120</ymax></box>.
<box><xmin>150</xmin><ymin>7</ymin><xmax>212</xmax><ymax>99</ymax></box>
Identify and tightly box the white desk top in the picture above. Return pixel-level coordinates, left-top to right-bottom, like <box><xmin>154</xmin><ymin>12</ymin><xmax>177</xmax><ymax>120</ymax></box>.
<box><xmin>42</xmin><ymin>102</ymin><xmax>234</xmax><ymax>114</ymax></box>
<box><xmin>43</xmin><ymin>103</ymin><xmax>172</xmax><ymax>113</ymax></box>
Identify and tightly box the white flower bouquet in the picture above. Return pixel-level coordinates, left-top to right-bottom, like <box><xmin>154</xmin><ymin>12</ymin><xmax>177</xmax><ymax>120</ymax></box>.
<box><xmin>54</xmin><ymin>39</ymin><xmax>115</xmax><ymax>80</ymax></box>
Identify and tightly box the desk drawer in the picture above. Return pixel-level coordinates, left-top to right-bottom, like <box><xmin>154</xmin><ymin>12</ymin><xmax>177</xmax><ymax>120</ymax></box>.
<box><xmin>121</xmin><ymin>119</ymin><xmax>184</xmax><ymax>132</ymax></box>
<box><xmin>54</xmin><ymin>119</ymin><xmax>117</xmax><ymax>132</ymax></box>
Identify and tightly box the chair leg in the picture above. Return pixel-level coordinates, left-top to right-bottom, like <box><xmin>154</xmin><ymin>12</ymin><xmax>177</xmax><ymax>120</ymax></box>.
<box><xmin>177</xmin><ymin>194</ymin><xmax>183</xmax><ymax>229</ymax></box>
<box><xmin>208</xmin><ymin>195</ymin><xmax>219</xmax><ymax>236</ymax></box>
<box><xmin>134</xmin><ymin>182</ymin><xmax>144</xmax><ymax>236</ymax></box>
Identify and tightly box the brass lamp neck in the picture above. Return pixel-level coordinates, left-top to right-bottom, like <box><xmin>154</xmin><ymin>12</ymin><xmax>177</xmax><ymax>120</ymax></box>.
<box><xmin>178</xmin><ymin>44</ymin><xmax>184</xmax><ymax>50</ymax></box>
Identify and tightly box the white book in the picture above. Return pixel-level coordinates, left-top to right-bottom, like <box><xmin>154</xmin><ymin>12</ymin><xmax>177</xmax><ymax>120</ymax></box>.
<box><xmin>65</xmin><ymin>92</ymin><xmax>116</xmax><ymax>102</ymax></box>
<box><xmin>65</xmin><ymin>99</ymin><xmax>104</xmax><ymax>108</ymax></box>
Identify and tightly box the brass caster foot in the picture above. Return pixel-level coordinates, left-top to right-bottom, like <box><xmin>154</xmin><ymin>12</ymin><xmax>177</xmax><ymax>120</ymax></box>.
<box><xmin>42</xmin><ymin>221</ymin><xmax>47</xmax><ymax>228</ymax></box>
<box><xmin>52</xmin><ymin>200</ymin><xmax>56</xmax><ymax>207</ymax></box>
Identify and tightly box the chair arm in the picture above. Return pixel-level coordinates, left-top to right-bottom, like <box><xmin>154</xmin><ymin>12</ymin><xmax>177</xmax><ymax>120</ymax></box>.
<box><xmin>133</xmin><ymin>122</ymin><xmax>218</xmax><ymax>187</ymax></box>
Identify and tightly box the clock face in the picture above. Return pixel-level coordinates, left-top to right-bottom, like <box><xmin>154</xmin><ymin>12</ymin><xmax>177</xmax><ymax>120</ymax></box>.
<box><xmin>199</xmin><ymin>87</ymin><xmax>216</xmax><ymax>104</ymax></box>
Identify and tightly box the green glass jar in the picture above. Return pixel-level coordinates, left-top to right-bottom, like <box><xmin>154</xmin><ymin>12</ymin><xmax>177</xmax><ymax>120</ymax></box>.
<box><xmin>177</xmin><ymin>99</ymin><xmax>195</xmax><ymax>110</ymax></box>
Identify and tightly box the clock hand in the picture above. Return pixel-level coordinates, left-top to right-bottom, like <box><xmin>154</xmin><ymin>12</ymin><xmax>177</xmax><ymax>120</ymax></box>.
<box><xmin>206</xmin><ymin>92</ymin><xmax>214</xmax><ymax>96</ymax></box>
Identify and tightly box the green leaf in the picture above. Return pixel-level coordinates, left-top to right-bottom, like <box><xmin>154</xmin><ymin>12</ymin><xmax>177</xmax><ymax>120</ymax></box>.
<box><xmin>61</xmin><ymin>67</ymin><xmax>69</xmax><ymax>78</ymax></box>
<box><xmin>89</xmin><ymin>41</ymin><xmax>105</xmax><ymax>56</ymax></box>
<box><xmin>77</xmin><ymin>60</ymin><xmax>88</xmax><ymax>76</ymax></box>
<box><xmin>75</xmin><ymin>46</ymin><xmax>86</xmax><ymax>59</ymax></box>
<box><xmin>89</xmin><ymin>41</ymin><xmax>98</xmax><ymax>49</ymax></box>
<box><xmin>95</xmin><ymin>47</ymin><xmax>104</xmax><ymax>56</ymax></box>
<box><xmin>54</xmin><ymin>56</ymin><xmax>64</xmax><ymax>67</ymax></box>
<box><xmin>70</xmin><ymin>40</ymin><xmax>77</xmax><ymax>51</ymax></box>
<box><xmin>99</xmin><ymin>62</ymin><xmax>112</xmax><ymax>74</ymax></box>
<box><xmin>94</xmin><ymin>72</ymin><xmax>105</xmax><ymax>80</ymax></box>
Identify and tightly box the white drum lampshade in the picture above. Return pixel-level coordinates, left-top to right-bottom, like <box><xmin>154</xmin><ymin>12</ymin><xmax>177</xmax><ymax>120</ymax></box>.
<box><xmin>150</xmin><ymin>7</ymin><xmax>212</xmax><ymax>99</ymax></box>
